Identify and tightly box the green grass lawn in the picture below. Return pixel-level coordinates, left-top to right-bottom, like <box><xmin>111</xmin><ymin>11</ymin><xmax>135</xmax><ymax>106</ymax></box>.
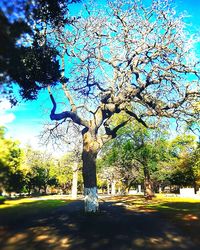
<box><xmin>0</xmin><ymin>195</ymin><xmax>72</xmax><ymax>226</ymax></box>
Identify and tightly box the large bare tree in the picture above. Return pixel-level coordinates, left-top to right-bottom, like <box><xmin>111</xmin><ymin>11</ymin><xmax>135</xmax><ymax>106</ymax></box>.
<box><xmin>46</xmin><ymin>0</ymin><xmax>199</xmax><ymax>212</ymax></box>
<box><xmin>2</xmin><ymin>0</ymin><xmax>199</xmax><ymax>212</ymax></box>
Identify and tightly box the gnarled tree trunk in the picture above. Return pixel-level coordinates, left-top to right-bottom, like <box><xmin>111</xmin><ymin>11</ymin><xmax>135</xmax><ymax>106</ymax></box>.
<box><xmin>82</xmin><ymin>131</ymin><xmax>99</xmax><ymax>212</ymax></box>
<box><xmin>143</xmin><ymin>166</ymin><xmax>154</xmax><ymax>198</ymax></box>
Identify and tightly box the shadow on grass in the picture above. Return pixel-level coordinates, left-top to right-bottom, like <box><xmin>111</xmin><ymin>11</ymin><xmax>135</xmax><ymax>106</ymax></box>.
<box><xmin>0</xmin><ymin>198</ymin><xmax>199</xmax><ymax>250</ymax></box>
<box><xmin>0</xmin><ymin>199</ymin><xmax>69</xmax><ymax>227</ymax></box>
<box><xmin>147</xmin><ymin>201</ymin><xmax>200</xmax><ymax>246</ymax></box>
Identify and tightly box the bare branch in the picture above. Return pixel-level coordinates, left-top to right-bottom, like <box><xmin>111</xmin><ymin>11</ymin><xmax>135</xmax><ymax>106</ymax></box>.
<box><xmin>48</xmin><ymin>86</ymin><xmax>89</xmax><ymax>128</ymax></box>
<box><xmin>104</xmin><ymin>118</ymin><xmax>130</xmax><ymax>138</ymax></box>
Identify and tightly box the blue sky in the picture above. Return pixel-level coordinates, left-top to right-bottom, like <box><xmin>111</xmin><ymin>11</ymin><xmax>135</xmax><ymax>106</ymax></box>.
<box><xmin>0</xmin><ymin>0</ymin><xmax>200</xmax><ymax>153</ymax></box>
<box><xmin>0</xmin><ymin>89</ymin><xmax>50</xmax><ymax>150</ymax></box>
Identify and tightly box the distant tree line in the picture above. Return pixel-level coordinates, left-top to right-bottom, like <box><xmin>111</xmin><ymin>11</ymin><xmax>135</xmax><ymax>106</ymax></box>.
<box><xmin>0</xmin><ymin>126</ymin><xmax>82</xmax><ymax>196</ymax></box>
<box><xmin>0</xmin><ymin>124</ymin><xmax>199</xmax><ymax>198</ymax></box>
<box><xmin>97</xmin><ymin>120</ymin><xmax>200</xmax><ymax>197</ymax></box>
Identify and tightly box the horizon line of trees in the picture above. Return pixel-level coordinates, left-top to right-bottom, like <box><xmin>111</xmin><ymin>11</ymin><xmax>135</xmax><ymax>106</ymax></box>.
<box><xmin>1</xmin><ymin>125</ymin><xmax>199</xmax><ymax>198</ymax></box>
<box><xmin>0</xmin><ymin>126</ymin><xmax>83</xmax><ymax>197</ymax></box>
<box><xmin>97</xmin><ymin>121</ymin><xmax>200</xmax><ymax>197</ymax></box>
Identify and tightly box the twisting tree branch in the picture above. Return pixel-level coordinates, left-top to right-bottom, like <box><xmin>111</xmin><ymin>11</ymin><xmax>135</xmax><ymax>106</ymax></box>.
<box><xmin>48</xmin><ymin>86</ymin><xmax>89</xmax><ymax>128</ymax></box>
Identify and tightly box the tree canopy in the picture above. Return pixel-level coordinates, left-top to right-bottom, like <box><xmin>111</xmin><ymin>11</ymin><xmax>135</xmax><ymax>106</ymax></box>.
<box><xmin>98</xmin><ymin>123</ymin><xmax>199</xmax><ymax>194</ymax></box>
<box><xmin>0</xmin><ymin>0</ymin><xmax>79</xmax><ymax>102</ymax></box>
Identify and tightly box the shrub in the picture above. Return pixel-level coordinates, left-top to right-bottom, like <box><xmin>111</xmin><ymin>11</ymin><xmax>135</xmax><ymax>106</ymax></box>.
<box><xmin>0</xmin><ymin>196</ymin><xmax>6</xmax><ymax>204</ymax></box>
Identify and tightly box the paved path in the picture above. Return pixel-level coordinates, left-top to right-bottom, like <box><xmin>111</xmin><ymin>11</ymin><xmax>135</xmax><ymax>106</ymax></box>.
<box><xmin>0</xmin><ymin>199</ymin><xmax>198</xmax><ymax>250</ymax></box>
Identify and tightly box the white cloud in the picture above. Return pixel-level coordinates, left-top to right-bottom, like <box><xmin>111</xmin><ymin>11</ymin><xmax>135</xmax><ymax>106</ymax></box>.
<box><xmin>0</xmin><ymin>113</ymin><xmax>15</xmax><ymax>125</ymax></box>
<box><xmin>0</xmin><ymin>99</ymin><xmax>16</xmax><ymax>125</ymax></box>
<box><xmin>0</xmin><ymin>99</ymin><xmax>11</xmax><ymax>110</ymax></box>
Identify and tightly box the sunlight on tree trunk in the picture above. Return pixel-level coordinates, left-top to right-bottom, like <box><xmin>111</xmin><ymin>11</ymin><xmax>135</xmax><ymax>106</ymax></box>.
<box><xmin>144</xmin><ymin>166</ymin><xmax>154</xmax><ymax>198</ymax></box>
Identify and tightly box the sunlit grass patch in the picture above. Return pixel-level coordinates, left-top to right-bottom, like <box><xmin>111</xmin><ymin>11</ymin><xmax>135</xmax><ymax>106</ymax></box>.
<box><xmin>147</xmin><ymin>195</ymin><xmax>200</xmax><ymax>214</ymax></box>
<box><xmin>0</xmin><ymin>196</ymin><xmax>72</xmax><ymax>226</ymax></box>
<box><xmin>0</xmin><ymin>195</ymin><xmax>71</xmax><ymax>209</ymax></box>
<box><xmin>155</xmin><ymin>194</ymin><xmax>200</xmax><ymax>203</ymax></box>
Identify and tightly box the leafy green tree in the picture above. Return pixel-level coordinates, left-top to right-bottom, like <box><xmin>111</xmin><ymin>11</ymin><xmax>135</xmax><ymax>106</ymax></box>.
<box><xmin>23</xmin><ymin>146</ymin><xmax>58</xmax><ymax>194</ymax></box>
<box><xmin>5</xmin><ymin>170</ymin><xmax>26</xmax><ymax>193</ymax></box>
<box><xmin>98</xmin><ymin>121</ymin><xmax>169</xmax><ymax>197</ymax></box>
<box><xmin>55</xmin><ymin>152</ymin><xmax>83</xmax><ymax>196</ymax></box>
<box><xmin>0</xmin><ymin>126</ymin><xmax>24</xmax><ymax>194</ymax></box>
<box><xmin>98</xmin><ymin>133</ymin><xmax>143</xmax><ymax>194</ymax></box>
<box><xmin>98</xmin><ymin>118</ymin><xmax>199</xmax><ymax>196</ymax></box>
<box><xmin>0</xmin><ymin>0</ymin><xmax>79</xmax><ymax>101</ymax></box>
<box><xmin>166</xmin><ymin>135</ymin><xmax>198</xmax><ymax>191</ymax></box>
<box><xmin>54</xmin><ymin>154</ymin><xmax>74</xmax><ymax>193</ymax></box>
<box><xmin>191</xmin><ymin>143</ymin><xmax>200</xmax><ymax>187</ymax></box>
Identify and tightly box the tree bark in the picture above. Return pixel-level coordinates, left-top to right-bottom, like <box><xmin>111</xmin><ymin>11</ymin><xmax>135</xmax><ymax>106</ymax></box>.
<box><xmin>117</xmin><ymin>185</ymin><xmax>121</xmax><ymax>195</ymax></box>
<box><xmin>44</xmin><ymin>185</ymin><xmax>47</xmax><ymax>194</ymax></box>
<box><xmin>143</xmin><ymin>166</ymin><xmax>154</xmax><ymax>198</ymax></box>
<box><xmin>107</xmin><ymin>180</ymin><xmax>110</xmax><ymax>195</ymax></box>
<box><xmin>82</xmin><ymin>131</ymin><xmax>99</xmax><ymax>212</ymax></box>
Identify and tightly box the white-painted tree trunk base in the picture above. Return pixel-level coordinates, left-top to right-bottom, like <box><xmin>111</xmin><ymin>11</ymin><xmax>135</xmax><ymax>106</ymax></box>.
<box><xmin>84</xmin><ymin>187</ymin><xmax>99</xmax><ymax>213</ymax></box>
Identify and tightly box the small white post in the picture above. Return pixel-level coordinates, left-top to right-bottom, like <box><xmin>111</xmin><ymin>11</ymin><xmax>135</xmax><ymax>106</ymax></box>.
<box><xmin>111</xmin><ymin>180</ymin><xmax>116</xmax><ymax>196</ymax></box>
